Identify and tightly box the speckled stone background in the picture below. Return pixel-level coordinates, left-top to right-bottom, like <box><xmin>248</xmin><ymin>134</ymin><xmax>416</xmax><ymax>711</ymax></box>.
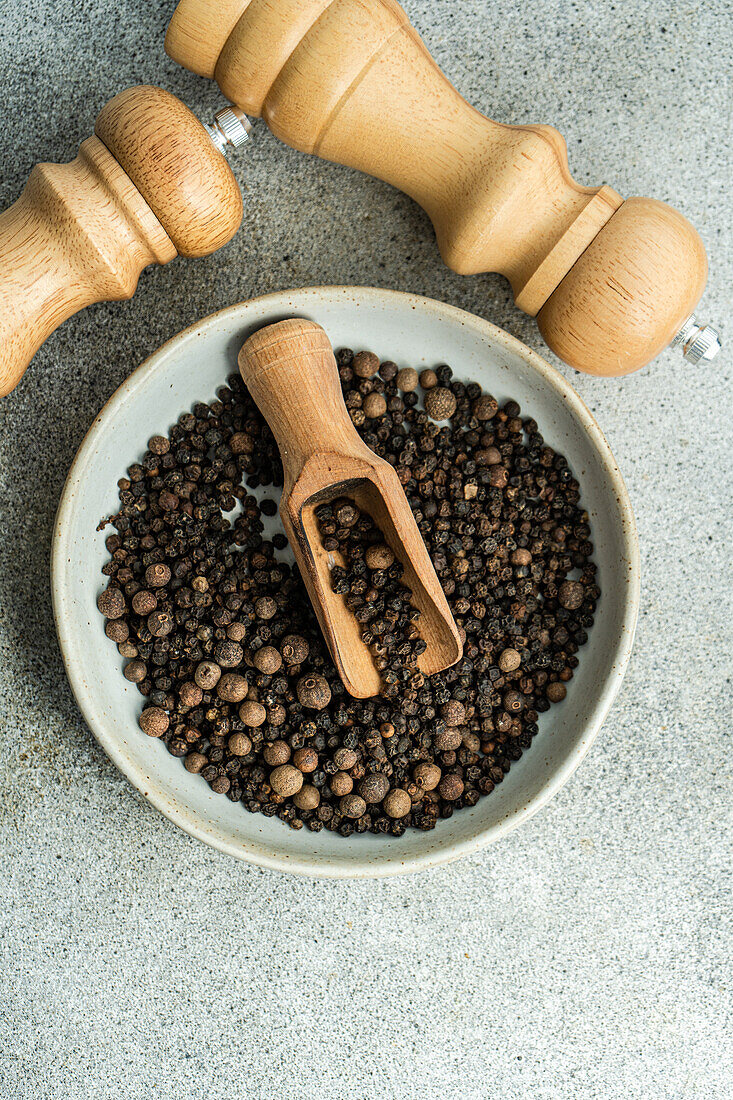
<box><xmin>0</xmin><ymin>2</ymin><xmax>731</xmax><ymax>1097</ymax></box>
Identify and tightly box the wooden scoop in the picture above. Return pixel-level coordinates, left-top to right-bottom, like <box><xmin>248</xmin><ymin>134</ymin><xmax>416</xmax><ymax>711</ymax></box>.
<box><xmin>238</xmin><ymin>318</ymin><xmax>462</xmax><ymax>699</ymax></box>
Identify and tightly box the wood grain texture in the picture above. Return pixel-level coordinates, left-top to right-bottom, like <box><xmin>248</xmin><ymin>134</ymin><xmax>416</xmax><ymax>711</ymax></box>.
<box><xmin>95</xmin><ymin>86</ymin><xmax>243</xmax><ymax>258</ymax></box>
<box><xmin>538</xmin><ymin>198</ymin><xmax>708</xmax><ymax>376</ymax></box>
<box><xmin>238</xmin><ymin>318</ymin><xmax>462</xmax><ymax>698</ymax></box>
<box><xmin>0</xmin><ymin>85</ymin><xmax>244</xmax><ymax>399</ymax></box>
<box><xmin>0</xmin><ymin>136</ymin><xmax>175</xmax><ymax>398</ymax></box>
<box><xmin>167</xmin><ymin>0</ymin><xmax>709</xmax><ymax>375</ymax></box>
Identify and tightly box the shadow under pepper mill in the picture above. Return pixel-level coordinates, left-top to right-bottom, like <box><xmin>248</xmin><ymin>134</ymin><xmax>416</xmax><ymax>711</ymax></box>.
<box><xmin>166</xmin><ymin>0</ymin><xmax>721</xmax><ymax>376</ymax></box>
<box><xmin>0</xmin><ymin>85</ymin><xmax>251</xmax><ymax>397</ymax></box>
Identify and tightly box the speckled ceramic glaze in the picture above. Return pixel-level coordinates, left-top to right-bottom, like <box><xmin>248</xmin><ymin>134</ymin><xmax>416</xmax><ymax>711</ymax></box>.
<box><xmin>52</xmin><ymin>287</ymin><xmax>639</xmax><ymax>877</ymax></box>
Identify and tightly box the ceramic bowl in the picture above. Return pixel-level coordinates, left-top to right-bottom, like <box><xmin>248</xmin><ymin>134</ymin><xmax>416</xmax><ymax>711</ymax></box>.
<box><xmin>52</xmin><ymin>287</ymin><xmax>639</xmax><ymax>877</ymax></box>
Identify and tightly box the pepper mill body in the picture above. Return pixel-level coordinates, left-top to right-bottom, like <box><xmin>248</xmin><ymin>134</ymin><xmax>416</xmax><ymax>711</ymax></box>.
<box><xmin>166</xmin><ymin>0</ymin><xmax>715</xmax><ymax>377</ymax></box>
<box><xmin>0</xmin><ymin>85</ymin><xmax>244</xmax><ymax>397</ymax></box>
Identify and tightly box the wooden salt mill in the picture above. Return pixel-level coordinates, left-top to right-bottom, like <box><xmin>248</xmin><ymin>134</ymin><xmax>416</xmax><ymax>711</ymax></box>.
<box><xmin>0</xmin><ymin>85</ymin><xmax>251</xmax><ymax>397</ymax></box>
<box><xmin>238</xmin><ymin>319</ymin><xmax>462</xmax><ymax>698</ymax></box>
<box><xmin>166</xmin><ymin>0</ymin><xmax>721</xmax><ymax>376</ymax></box>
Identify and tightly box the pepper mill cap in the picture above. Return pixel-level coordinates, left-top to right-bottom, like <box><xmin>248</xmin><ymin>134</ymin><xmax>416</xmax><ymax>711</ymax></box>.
<box><xmin>95</xmin><ymin>85</ymin><xmax>243</xmax><ymax>258</ymax></box>
<box><xmin>537</xmin><ymin>198</ymin><xmax>709</xmax><ymax>376</ymax></box>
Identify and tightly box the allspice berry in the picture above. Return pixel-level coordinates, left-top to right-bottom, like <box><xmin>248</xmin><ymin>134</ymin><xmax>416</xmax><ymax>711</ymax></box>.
<box><xmin>123</xmin><ymin>659</ymin><xmax>147</xmax><ymax>684</ymax></box>
<box><xmin>383</xmin><ymin>788</ymin><xmax>412</xmax><ymax>818</ymax></box>
<box><xmin>395</xmin><ymin>367</ymin><xmax>419</xmax><ymax>391</ymax></box>
<box><xmin>97</xmin><ymin>587</ymin><xmax>126</xmax><ymax>619</ymax></box>
<box><xmin>433</xmin><ymin>727</ymin><xmax>463</xmax><ymax>751</ymax></box>
<box><xmin>441</xmin><ymin>699</ymin><xmax>466</xmax><ymax>725</ymax></box>
<box><xmin>105</xmin><ymin>620</ymin><xmax>128</xmax><ymax>643</ymax></box>
<box><xmin>239</xmin><ymin>699</ymin><xmax>267</xmax><ymax>728</ymax></box>
<box><xmin>253</xmin><ymin>646</ymin><xmax>282</xmax><ymax>675</ymax></box>
<box><xmin>503</xmin><ymin>690</ymin><xmax>524</xmax><ymax>713</ymax></box>
<box><xmin>358</xmin><ymin>772</ymin><xmax>390</xmax><ymax>804</ymax></box>
<box><xmin>254</xmin><ymin>596</ymin><xmax>277</xmax><ymax>620</ymax></box>
<box><xmin>147</xmin><ymin>609</ymin><xmax>173</xmax><ymax>637</ymax></box>
<box><xmin>281</xmin><ymin>635</ymin><xmax>309</xmax><ymax>665</ymax></box>
<box><xmin>498</xmin><ymin>648</ymin><xmax>522</xmax><ymax>673</ymax></box>
<box><xmin>365</xmin><ymin>544</ymin><xmax>395</xmax><ymax>570</ymax></box>
<box><xmin>510</xmin><ymin>548</ymin><xmax>533</xmax><ymax>567</ymax></box>
<box><xmin>340</xmin><ymin>793</ymin><xmax>367</xmax><ymax>819</ymax></box>
<box><xmin>194</xmin><ymin>660</ymin><xmax>221</xmax><ymax>691</ymax></box>
<box><xmin>226</xmin><ymin>622</ymin><xmax>248</xmax><ymax>642</ymax></box>
<box><xmin>139</xmin><ymin>707</ymin><xmax>169</xmax><ymax>738</ymax></box>
<box><xmin>363</xmin><ymin>393</ymin><xmax>387</xmax><ymax>419</ymax></box>
<box><xmin>184</xmin><ymin>751</ymin><xmax>207</xmax><ymax>774</ymax></box>
<box><xmin>228</xmin><ymin>732</ymin><xmax>252</xmax><ymax>757</ymax></box>
<box><xmin>145</xmin><ymin>563</ymin><xmax>171</xmax><ymax>588</ymax></box>
<box><xmin>131</xmin><ymin>590</ymin><xmax>157</xmax><ymax>616</ymax></box>
<box><xmin>546</xmin><ymin>681</ymin><xmax>567</xmax><ymax>703</ymax></box>
<box><xmin>179</xmin><ymin>681</ymin><xmax>203</xmax><ymax>708</ymax></box>
<box><xmin>263</xmin><ymin>740</ymin><xmax>291</xmax><ymax>766</ymax></box>
<box><xmin>413</xmin><ymin>762</ymin><xmax>442</xmax><ymax>791</ymax></box>
<box><xmin>293</xmin><ymin>746</ymin><xmax>319</xmax><ymax>773</ymax></box>
<box><xmin>558</xmin><ymin>580</ymin><xmax>585</xmax><ymax>610</ymax></box>
<box><xmin>419</xmin><ymin>368</ymin><xmax>438</xmax><ymax>389</ymax></box>
<box><xmin>473</xmin><ymin>394</ymin><xmax>498</xmax><ymax>421</ymax></box>
<box><xmin>353</xmin><ymin>350</ymin><xmax>380</xmax><ymax>378</ymax></box>
<box><xmin>330</xmin><ymin>771</ymin><xmax>353</xmax><ymax>796</ymax></box>
<box><xmin>438</xmin><ymin>774</ymin><xmax>464</xmax><ymax>801</ymax></box>
<box><xmin>270</xmin><ymin>764</ymin><xmax>303</xmax><ymax>798</ymax></box>
<box><xmin>297</xmin><ymin>674</ymin><xmax>331</xmax><ymax>710</ymax></box>
<box><xmin>229</xmin><ymin>432</ymin><xmax>252</xmax><ymax>455</ymax></box>
<box><xmin>333</xmin><ymin>747</ymin><xmax>358</xmax><ymax>770</ymax></box>
<box><xmin>293</xmin><ymin>785</ymin><xmax>320</xmax><ymax>811</ymax></box>
<box><xmin>216</xmin><ymin>673</ymin><xmax>248</xmax><ymax>703</ymax></box>
<box><xmin>424</xmin><ymin>387</ymin><xmax>457</xmax><ymax>421</ymax></box>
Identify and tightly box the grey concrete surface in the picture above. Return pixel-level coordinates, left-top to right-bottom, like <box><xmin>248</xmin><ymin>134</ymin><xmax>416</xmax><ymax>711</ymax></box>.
<box><xmin>0</xmin><ymin>2</ymin><xmax>731</xmax><ymax>1097</ymax></box>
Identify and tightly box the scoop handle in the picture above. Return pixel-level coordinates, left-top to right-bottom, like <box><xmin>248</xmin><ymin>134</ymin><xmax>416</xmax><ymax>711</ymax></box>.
<box><xmin>238</xmin><ymin>318</ymin><xmax>373</xmax><ymax>487</ymax></box>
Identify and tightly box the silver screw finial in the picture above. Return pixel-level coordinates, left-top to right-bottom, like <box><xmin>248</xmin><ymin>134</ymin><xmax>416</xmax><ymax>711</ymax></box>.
<box><xmin>205</xmin><ymin>106</ymin><xmax>252</xmax><ymax>155</ymax></box>
<box><xmin>672</xmin><ymin>316</ymin><xmax>722</xmax><ymax>366</ymax></box>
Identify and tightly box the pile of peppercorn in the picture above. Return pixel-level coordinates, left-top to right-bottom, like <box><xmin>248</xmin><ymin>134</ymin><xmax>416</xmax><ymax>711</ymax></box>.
<box><xmin>314</xmin><ymin>501</ymin><xmax>428</xmax><ymax>698</ymax></box>
<box><xmin>97</xmin><ymin>347</ymin><xmax>599</xmax><ymax>836</ymax></box>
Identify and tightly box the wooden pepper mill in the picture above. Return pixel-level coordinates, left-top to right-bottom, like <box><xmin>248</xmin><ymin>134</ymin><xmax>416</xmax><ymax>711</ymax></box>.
<box><xmin>0</xmin><ymin>85</ymin><xmax>250</xmax><ymax>397</ymax></box>
<box><xmin>166</xmin><ymin>0</ymin><xmax>720</xmax><ymax>376</ymax></box>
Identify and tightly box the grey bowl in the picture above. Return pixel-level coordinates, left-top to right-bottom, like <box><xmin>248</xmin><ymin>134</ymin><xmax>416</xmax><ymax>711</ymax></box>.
<box><xmin>52</xmin><ymin>287</ymin><xmax>640</xmax><ymax>877</ymax></box>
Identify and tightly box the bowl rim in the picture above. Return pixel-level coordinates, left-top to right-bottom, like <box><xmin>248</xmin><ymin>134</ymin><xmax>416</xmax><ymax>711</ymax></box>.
<box><xmin>51</xmin><ymin>285</ymin><xmax>640</xmax><ymax>878</ymax></box>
